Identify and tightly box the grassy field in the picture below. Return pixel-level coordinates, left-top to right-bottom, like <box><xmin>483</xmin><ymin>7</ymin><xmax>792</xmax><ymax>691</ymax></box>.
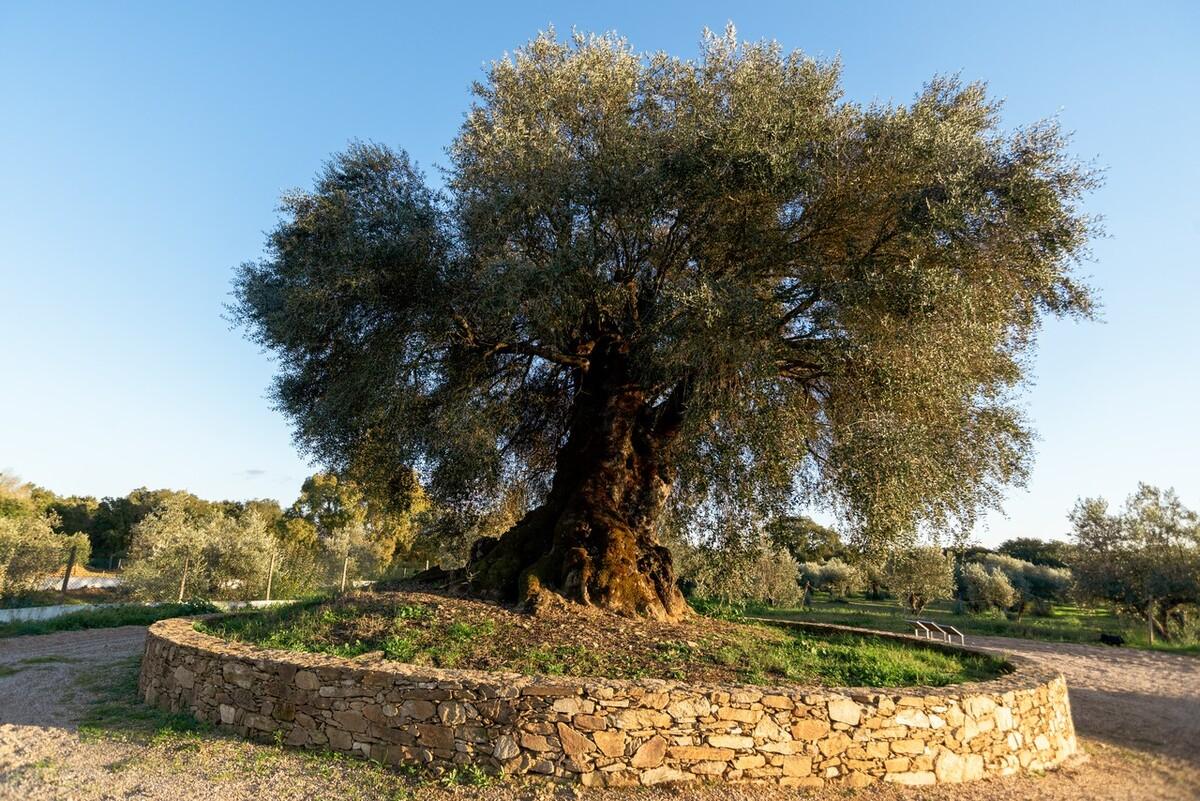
<box><xmin>740</xmin><ymin>594</ymin><xmax>1200</xmax><ymax>655</ymax></box>
<box><xmin>0</xmin><ymin>601</ymin><xmax>218</xmax><ymax>638</ymax></box>
<box><xmin>198</xmin><ymin>591</ymin><xmax>1006</xmax><ymax>687</ymax></box>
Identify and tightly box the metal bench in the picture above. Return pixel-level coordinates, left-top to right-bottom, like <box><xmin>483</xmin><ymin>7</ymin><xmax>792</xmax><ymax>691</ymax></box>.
<box><xmin>906</xmin><ymin>618</ymin><xmax>965</xmax><ymax>645</ymax></box>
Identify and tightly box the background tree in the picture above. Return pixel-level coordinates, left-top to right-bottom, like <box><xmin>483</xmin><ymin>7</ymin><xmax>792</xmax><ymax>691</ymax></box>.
<box><xmin>997</xmin><ymin>537</ymin><xmax>1070</xmax><ymax>568</ymax></box>
<box><xmin>676</xmin><ymin>535</ymin><xmax>800</xmax><ymax>608</ymax></box>
<box><xmin>1071</xmin><ymin>484</ymin><xmax>1200</xmax><ymax>642</ymax></box>
<box><xmin>971</xmin><ymin>552</ymin><xmax>1072</xmax><ymax>619</ymax></box>
<box><xmin>766</xmin><ymin>516</ymin><xmax>844</xmax><ymax>563</ymax></box>
<box><xmin>287</xmin><ymin>472</ymin><xmax>426</xmax><ymax>568</ymax></box>
<box><xmin>799</xmin><ymin>557</ymin><xmax>864</xmax><ymax>600</ymax></box>
<box><xmin>124</xmin><ymin>497</ymin><xmax>277</xmax><ymax>601</ymax></box>
<box><xmin>885</xmin><ymin>546</ymin><xmax>956</xmax><ymax>616</ymax></box>
<box><xmin>961</xmin><ymin>561</ymin><xmax>1017</xmax><ymax>613</ymax></box>
<box><xmin>0</xmin><ymin>472</ymin><xmax>35</xmax><ymax>519</ymax></box>
<box><xmin>0</xmin><ymin>514</ymin><xmax>90</xmax><ymax>599</ymax></box>
<box><xmin>233</xmin><ymin>28</ymin><xmax>1097</xmax><ymax>619</ymax></box>
<box><xmin>90</xmin><ymin>488</ymin><xmax>210</xmax><ymax>559</ymax></box>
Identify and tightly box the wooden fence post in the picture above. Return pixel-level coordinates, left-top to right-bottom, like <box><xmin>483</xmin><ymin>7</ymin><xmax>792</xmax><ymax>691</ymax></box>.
<box><xmin>1147</xmin><ymin>599</ymin><xmax>1155</xmax><ymax>645</ymax></box>
<box><xmin>60</xmin><ymin>546</ymin><xmax>77</xmax><ymax>594</ymax></box>
<box><xmin>340</xmin><ymin>556</ymin><xmax>349</xmax><ymax>592</ymax></box>
<box><xmin>178</xmin><ymin>556</ymin><xmax>190</xmax><ymax>603</ymax></box>
<box><xmin>265</xmin><ymin>552</ymin><xmax>277</xmax><ymax>602</ymax></box>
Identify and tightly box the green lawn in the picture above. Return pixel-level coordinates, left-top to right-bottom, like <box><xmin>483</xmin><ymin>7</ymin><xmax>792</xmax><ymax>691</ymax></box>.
<box><xmin>0</xmin><ymin>602</ymin><xmax>218</xmax><ymax>639</ymax></box>
<box><xmin>739</xmin><ymin>595</ymin><xmax>1199</xmax><ymax>655</ymax></box>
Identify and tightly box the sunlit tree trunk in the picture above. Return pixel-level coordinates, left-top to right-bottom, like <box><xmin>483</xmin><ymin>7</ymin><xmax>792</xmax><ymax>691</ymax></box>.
<box><xmin>468</xmin><ymin>345</ymin><xmax>688</xmax><ymax>620</ymax></box>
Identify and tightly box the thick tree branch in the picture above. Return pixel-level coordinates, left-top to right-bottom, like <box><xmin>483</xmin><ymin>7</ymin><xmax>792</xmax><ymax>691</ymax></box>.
<box><xmin>452</xmin><ymin>309</ymin><xmax>591</xmax><ymax>370</ymax></box>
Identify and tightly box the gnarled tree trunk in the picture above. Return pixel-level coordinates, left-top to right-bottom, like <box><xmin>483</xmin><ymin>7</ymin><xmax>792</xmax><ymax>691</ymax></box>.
<box><xmin>467</xmin><ymin>346</ymin><xmax>689</xmax><ymax>620</ymax></box>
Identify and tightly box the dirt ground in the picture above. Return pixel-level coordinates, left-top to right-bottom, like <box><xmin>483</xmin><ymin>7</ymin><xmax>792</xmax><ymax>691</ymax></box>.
<box><xmin>0</xmin><ymin>625</ymin><xmax>1197</xmax><ymax>801</ymax></box>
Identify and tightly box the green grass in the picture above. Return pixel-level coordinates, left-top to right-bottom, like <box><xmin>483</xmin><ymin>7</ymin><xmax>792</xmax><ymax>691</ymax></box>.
<box><xmin>20</xmin><ymin>654</ymin><xmax>82</xmax><ymax>665</ymax></box>
<box><xmin>74</xmin><ymin>655</ymin><xmax>502</xmax><ymax>792</ymax></box>
<box><xmin>199</xmin><ymin>595</ymin><xmax>1006</xmax><ymax>687</ymax></box>
<box><xmin>734</xmin><ymin>594</ymin><xmax>1200</xmax><ymax>654</ymax></box>
<box><xmin>0</xmin><ymin>601</ymin><xmax>218</xmax><ymax>639</ymax></box>
<box><xmin>0</xmin><ymin>587</ymin><xmax>126</xmax><ymax>609</ymax></box>
<box><xmin>76</xmin><ymin>656</ymin><xmax>212</xmax><ymax>744</ymax></box>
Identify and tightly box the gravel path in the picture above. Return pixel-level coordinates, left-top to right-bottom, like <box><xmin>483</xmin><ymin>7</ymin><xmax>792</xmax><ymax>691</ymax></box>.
<box><xmin>0</xmin><ymin>624</ymin><xmax>147</xmax><ymax>729</ymax></box>
<box><xmin>0</xmin><ymin>625</ymin><xmax>1196</xmax><ymax>800</ymax></box>
<box><xmin>968</xmin><ymin>634</ymin><xmax>1200</xmax><ymax>765</ymax></box>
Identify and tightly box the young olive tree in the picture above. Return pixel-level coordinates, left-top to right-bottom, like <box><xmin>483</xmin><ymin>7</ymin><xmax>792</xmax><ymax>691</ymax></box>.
<box><xmin>0</xmin><ymin>515</ymin><xmax>90</xmax><ymax>599</ymax></box>
<box><xmin>800</xmin><ymin>557</ymin><xmax>863</xmax><ymax>599</ymax></box>
<box><xmin>1071</xmin><ymin>484</ymin><xmax>1200</xmax><ymax>642</ymax></box>
<box><xmin>233</xmin><ymin>28</ymin><xmax>1097</xmax><ymax>619</ymax></box>
<box><xmin>961</xmin><ymin>561</ymin><xmax>1017</xmax><ymax>613</ymax></box>
<box><xmin>125</xmin><ymin>498</ymin><xmax>275</xmax><ymax>601</ymax></box>
<box><xmin>973</xmin><ymin>553</ymin><xmax>1072</xmax><ymax>619</ymax></box>
<box><xmin>885</xmin><ymin>546</ymin><xmax>957</xmax><ymax>616</ymax></box>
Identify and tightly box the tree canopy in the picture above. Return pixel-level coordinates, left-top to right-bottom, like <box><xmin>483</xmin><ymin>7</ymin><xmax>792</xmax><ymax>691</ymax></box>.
<box><xmin>233</xmin><ymin>28</ymin><xmax>1097</xmax><ymax>618</ymax></box>
<box><xmin>1071</xmin><ymin>483</ymin><xmax>1200</xmax><ymax>642</ymax></box>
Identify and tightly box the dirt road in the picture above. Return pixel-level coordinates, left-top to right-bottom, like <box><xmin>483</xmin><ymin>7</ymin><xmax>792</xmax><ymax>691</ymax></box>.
<box><xmin>969</xmin><ymin>634</ymin><xmax>1200</xmax><ymax>765</ymax></box>
<box><xmin>0</xmin><ymin>626</ymin><xmax>1196</xmax><ymax>800</ymax></box>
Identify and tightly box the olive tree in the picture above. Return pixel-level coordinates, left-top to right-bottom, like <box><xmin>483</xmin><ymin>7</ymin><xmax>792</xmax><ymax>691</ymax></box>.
<box><xmin>677</xmin><ymin>537</ymin><xmax>800</xmax><ymax>608</ymax></box>
<box><xmin>885</xmin><ymin>546</ymin><xmax>957</xmax><ymax>616</ymax></box>
<box><xmin>0</xmin><ymin>515</ymin><xmax>90</xmax><ymax>599</ymax></box>
<box><xmin>973</xmin><ymin>552</ymin><xmax>1071</xmax><ymax>618</ymax></box>
<box><xmin>799</xmin><ymin>557</ymin><xmax>864</xmax><ymax>600</ymax></box>
<box><xmin>1071</xmin><ymin>484</ymin><xmax>1200</xmax><ymax>642</ymax></box>
<box><xmin>125</xmin><ymin>498</ymin><xmax>276</xmax><ymax>601</ymax></box>
<box><xmin>233</xmin><ymin>28</ymin><xmax>1097</xmax><ymax>619</ymax></box>
<box><xmin>961</xmin><ymin>561</ymin><xmax>1017</xmax><ymax>613</ymax></box>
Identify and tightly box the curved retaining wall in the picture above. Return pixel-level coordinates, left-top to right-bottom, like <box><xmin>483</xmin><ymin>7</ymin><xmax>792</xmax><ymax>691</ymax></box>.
<box><xmin>139</xmin><ymin>617</ymin><xmax>1075</xmax><ymax>788</ymax></box>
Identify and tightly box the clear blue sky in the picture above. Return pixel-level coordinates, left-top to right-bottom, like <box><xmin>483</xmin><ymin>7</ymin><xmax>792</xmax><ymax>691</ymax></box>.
<box><xmin>2</xmin><ymin>1</ymin><xmax>1197</xmax><ymax>545</ymax></box>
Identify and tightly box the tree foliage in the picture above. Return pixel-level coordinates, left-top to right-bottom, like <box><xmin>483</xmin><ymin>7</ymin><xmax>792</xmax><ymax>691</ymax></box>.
<box><xmin>124</xmin><ymin>498</ymin><xmax>276</xmax><ymax>601</ymax></box>
<box><xmin>233</xmin><ymin>27</ymin><xmax>1096</xmax><ymax>616</ymax></box>
<box><xmin>677</xmin><ymin>538</ymin><xmax>801</xmax><ymax>608</ymax></box>
<box><xmin>799</xmin><ymin>557</ymin><xmax>864</xmax><ymax>599</ymax></box>
<box><xmin>885</xmin><ymin>546</ymin><xmax>957</xmax><ymax>616</ymax></box>
<box><xmin>1070</xmin><ymin>483</ymin><xmax>1200</xmax><ymax>641</ymax></box>
<box><xmin>766</xmin><ymin>516</ymin><xmax>844</xmax><ymax>563</ymax></box>
<box><xmin>961</xmin><ymin>561</ymin><xmax>1017</xmax><ymax>613</ymax></box>
<box><xmin>971</xmin><ymin>552</ymin><xmax>1072</xmax><ymax>618</ymax></box>
<box><xmin>996</xmin><ymin>536</ymin><xmax>1070</xmax><ymax>568</ymax></box>
<box><xmin>0</xmin><ymin>514</ymin><xmax>90</xmax><ymax>599</ymax></box>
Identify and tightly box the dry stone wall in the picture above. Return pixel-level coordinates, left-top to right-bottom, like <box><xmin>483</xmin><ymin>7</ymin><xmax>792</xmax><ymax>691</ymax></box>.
<box><xmin>139</xmin><ymin>617</ymin><xmax>1076</xmax><ymax>788</ymax></box>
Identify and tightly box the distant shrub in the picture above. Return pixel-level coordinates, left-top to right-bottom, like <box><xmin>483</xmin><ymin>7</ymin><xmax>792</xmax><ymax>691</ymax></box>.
<box><xmin>970</xmin><ymin>553</ymin><xmax>1072</xmax><ymax>619</ymax></box>
<box><xmin>799</xmin><ymin>558</ymin><xmax>864</xmax><ymax>600</ymax></box>
<box><xmin>961</xmin><ymin>562</ymin><xmax>1017</xmax><ymax>613</ymax></box>
<box><xmin>680</xmin><ymin>541</ymin><xmax>801</xmax><ymax>608</ymax></box>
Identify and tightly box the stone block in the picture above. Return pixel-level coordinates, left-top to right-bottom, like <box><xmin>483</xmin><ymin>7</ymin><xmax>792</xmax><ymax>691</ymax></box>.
<box><xmin>669</xmin><ymin>746</ymin><xmax>735</xmax><ymax>762</ymax></box>
<box><xmin>556</xmin><ymin>722</ymin><xmax>595</xmax><ymax>755</ymax></box>
<box><xmin>593</xmin><ymin>729</ymin><xmax>626</xmax><ymax>757</ymax></box>
<box><xmin>827</xmin><ymin>698</ymin><xmax>861</xmax><ymax>725</ymax></box>
<box><xmin>885</xmin><ymin>771</ymin><xmax>936</xmax><ymax>785</ymax></box>
<box><xmin>781</xmin><ymin>755</ymin><xmax>813</xmax><ymax>776</ymax></box>
<box><xmin>640</xmin><ymin>766</ymin><xmax>695</xmax><ymax>785</ymax></box>
<box><xmin>631</xmin><ymin>735</ymin><xmax>667</xmax><ymax>768</ymax></box>
<box><xmin>707</xmin><ymin>734</ymin><xmax>754</xmax><ymax>750</ymax></box>
<box><xmin>791</xmin><ymin>719</ymin><xmax>830</xmax><ymax>740</ymax></box>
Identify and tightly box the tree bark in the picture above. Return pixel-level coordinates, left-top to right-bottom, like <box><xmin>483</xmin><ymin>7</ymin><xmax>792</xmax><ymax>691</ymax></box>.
<box><xmin>466</xmin><ymin>344</ymin><xmax>689</xmax><ymax>621</ymax></box>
